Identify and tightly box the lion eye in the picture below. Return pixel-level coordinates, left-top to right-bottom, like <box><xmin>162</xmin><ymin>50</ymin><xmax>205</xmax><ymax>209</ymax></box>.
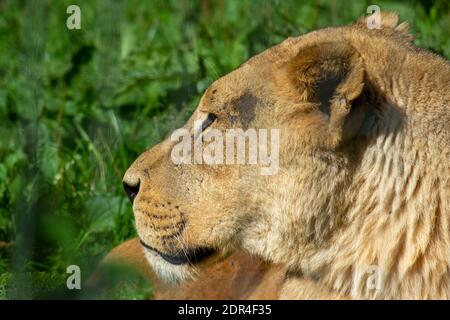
<box><xmin>202</xmin><ymin>113</ymin><xmax>217</xmax><ymax>131</ymax></box>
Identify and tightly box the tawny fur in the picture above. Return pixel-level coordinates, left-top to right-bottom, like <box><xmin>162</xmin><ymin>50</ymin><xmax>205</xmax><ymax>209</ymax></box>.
<box><xmin>107</xmin><ymin>12</ymin><xmax>449</xmax><ymax>299</ymax></box>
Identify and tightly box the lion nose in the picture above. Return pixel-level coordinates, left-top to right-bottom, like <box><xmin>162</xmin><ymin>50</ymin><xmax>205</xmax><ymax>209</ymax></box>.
<box><xmin>123</xmin><ymin>180</ymin><xmax>140</xmax><ymax>203</ymax></box>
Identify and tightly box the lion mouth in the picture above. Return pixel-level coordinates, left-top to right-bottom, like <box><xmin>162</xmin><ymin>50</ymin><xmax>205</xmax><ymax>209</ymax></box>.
<box><xmin>139</xmin><ymin>239</ymin><xmax>216</xmax><ymax>265</ymax></box>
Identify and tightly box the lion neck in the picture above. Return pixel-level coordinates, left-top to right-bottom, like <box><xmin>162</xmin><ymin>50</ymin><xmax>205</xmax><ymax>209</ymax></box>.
<box><xmin>253</xmin><ymin>31</ymin><xmax>449</xmax><ymax>299</ymax></box>
<box><xmin>303</xmin><ymin>35</ymin><xmax>450</xmax><ymax>299</ymax></box>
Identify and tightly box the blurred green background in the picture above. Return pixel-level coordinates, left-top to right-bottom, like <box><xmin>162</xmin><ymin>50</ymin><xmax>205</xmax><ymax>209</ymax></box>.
<box><xmin>0</xmin><ymin>0</ymin><xmax>448</xmax><ymax>299</ymax></box>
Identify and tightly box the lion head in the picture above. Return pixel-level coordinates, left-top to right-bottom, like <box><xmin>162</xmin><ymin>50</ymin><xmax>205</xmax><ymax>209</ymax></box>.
<box><xmin>123</xmin><ymin>12</ymin><xmax>450</xmax><ymax>298</ymax></box>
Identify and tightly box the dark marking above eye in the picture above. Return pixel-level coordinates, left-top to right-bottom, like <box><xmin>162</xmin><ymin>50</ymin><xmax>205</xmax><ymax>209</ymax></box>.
<box><xmin>231</xmin><ymin>92</ymin><xmax>257</xmax><ymax>129</ymax></box>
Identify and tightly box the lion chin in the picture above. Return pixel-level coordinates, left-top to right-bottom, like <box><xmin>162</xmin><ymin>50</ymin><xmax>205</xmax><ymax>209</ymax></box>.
<box><xmin>142</xmin><ymin>249</ymin><xmax>198</xmax><ymax>285</ymax></box>
<box><xmin>139</xmin><ymin>238</ymin><xmax>233</xmax><ymax>285</ymax></box>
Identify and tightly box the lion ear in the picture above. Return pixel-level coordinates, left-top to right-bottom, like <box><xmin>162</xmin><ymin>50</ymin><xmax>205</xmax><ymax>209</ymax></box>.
<box><xmin>286</xmin><ymin>42</ymin><xmax>366</xmax><ymax>146</ymax></box>
<box><xmin>355</xmin><ymin>11</ymin><xmax>414</xmax><ymax>42</ymax></box>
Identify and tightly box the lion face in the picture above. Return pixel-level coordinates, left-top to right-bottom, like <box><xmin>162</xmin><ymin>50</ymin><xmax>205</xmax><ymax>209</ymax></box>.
<box><xmin>120</xmin><ymin>12</ymin><xmax>450</xmax><ymax>299</ymax></box>
<box><xmin>123</xmin><ymin>25</ymin><xmax>371</xmax><ymax>283</ymax></box>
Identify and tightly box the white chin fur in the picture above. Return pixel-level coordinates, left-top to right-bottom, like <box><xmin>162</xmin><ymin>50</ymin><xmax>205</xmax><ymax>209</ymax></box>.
<box><xmin>143</xmin><ymin>248</ymin><xmax>198</xmax><ymax>284</ymax></box>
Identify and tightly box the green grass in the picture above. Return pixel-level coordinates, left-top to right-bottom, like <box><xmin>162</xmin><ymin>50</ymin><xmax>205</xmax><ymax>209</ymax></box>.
<box><xmin>0</xmin><ymin>0</ymin><xmax>448</xmax><ymax>299</ymax></box>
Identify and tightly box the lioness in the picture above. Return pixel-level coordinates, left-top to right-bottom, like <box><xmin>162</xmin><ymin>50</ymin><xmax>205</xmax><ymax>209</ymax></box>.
<box><xmin>106</xmin><ymin>12</ymin><xmax>450</xmax><ymax>299</ymax></box>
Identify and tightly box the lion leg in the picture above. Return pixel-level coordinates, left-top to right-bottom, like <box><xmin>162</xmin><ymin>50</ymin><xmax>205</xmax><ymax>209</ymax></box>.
<box><xmin>97</xmin><ymin>238</ymin><xmax>285</xmax><ymax>299</ymax></box>
<box><xmin>279</xmin><ymin>276</ymin><xmax>348</xmax><ymax>299</ymax></box>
